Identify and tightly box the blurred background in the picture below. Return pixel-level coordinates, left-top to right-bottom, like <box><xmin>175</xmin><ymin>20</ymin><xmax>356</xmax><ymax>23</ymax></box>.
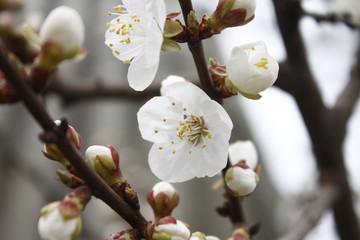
<box><xmin>0</xmin><ymin>0</ymin><xmax>359</xmax><ymax>239</ymax></box>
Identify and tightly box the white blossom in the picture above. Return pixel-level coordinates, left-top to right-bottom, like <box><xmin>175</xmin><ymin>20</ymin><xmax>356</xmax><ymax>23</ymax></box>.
<box><xmin>228</xmin><ymin>140</ymin><xmax>258</xmax><ymax>169</ymax></box>
<box><xmin>85</xmin><ymin>145</ymin><xmax>112</xmax><ymax>169</ymax></box>
<box><xmin>39</xmin><ymin>6</ymin><xmax>84</xmax><ymax>56</ymax></box>
<box><xmin>38</xmin><ymin>202</ymin><xmax>81</xmax><ymax>240</ymax></box>
<box><xmin>160</xmin><ymin>75</ymin><xmax>186</xmax><ymax>96</ymax></box>
<box><xmin>105</xmin><ymin>0</ymin><xmax>166</xmax><ymax>91</ymax></box>
<box><xmin>227</xmin><ymin>41</ymin><xmax>279</xmax><ymax>99</ymax></box>
<box><xmin>137</xmin><ymin>77</ymin><xmax>233</xmax><ymax>182</ymax></box>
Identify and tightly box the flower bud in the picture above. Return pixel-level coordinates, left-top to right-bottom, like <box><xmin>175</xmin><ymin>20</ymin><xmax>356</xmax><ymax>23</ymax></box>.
<box><xmin>207</xmin><ymin>0</ymin><xmax>256</xmax><ymax>34</ymax></box>
<box><xmin>226</xmin><ymin>41</ymin><xmax>279</xmax><ymax>99</ymax></box>
<box><xmin>85</xmin><ymin>145</ymin><xmax>124</xmax><ymax>184</ymax></box>
<box><xmin>106</xmin><ymin>229</ymin><xmax>142</xmax><ymax>240</ymax></box>
<box><xmin>39</xmin><ymin>6</ymin><xmax>84</xmax><ymax>59</ymax></box>
<box><xmin>147</xmin><ymin>182</ymin><xmax>180</xmax><ymax>220</ymax></box>
<box><xmin>228</xmin><ymin>140</ymin><xmax>258</xmax><ymax>169</ymax></box>
<box><xmin>150</xmin><ymin>216</ymin><xmax>191</xmax><ymax>240</ymax></box>
<box><xmin>38</xmin><ymin>201</ymin><xmax>81</xmax><ymax>240</ymax></box>
<box><xmin>229</xmin><ymin>226</ymin><xmax>250</xmax><ymax>240</ymax></box>
<box><xmin>43</xmin><ymin>120</ymin><xmax>81</xmax><ymax>167</ymax></box>
<box><xmin>225</xmin><ymin>163</ymin><xmax>259</xmax><ymax>197</ymax></box>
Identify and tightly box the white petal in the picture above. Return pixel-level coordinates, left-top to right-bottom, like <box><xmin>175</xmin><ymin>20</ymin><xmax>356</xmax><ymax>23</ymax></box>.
<box><xmin>128</xmin><ymin>52</ymin><xmax>160</xmax><ymax>91</ymax></box>
<box><xmin>160</xmin><ymin>75</ymin><xmax>187</xmax><ymax>96</ymax></box>
<box><xmin>227</xmin><ymin>46</ymin><xmax>251</xmax><ymax>89</ymax></box>
<box><xmin>137</xmin><ymin>96</ymin><xmax>183</xmax><ymax>143</ymax></box>
<box><xmin>146</xmin><ymin>0</ymin><xmax>166</xmax><ymax>32</ymax></box>
<box><xmin>152</xmin><ymin>181</ymin><xmax>176</xmax><ymax>198</ymax></box>
<box><xmin>123</xmin><ymin>0</ymin><xmax>147</xmax><ymax>15</ymax></box>
<box><xmin>161</xmin><ymin>81</ymin><xmax>211</xmax><ymax>113</ymax></box>
<box><xmin>144</xmin><ymin>17</ymin><xmax>164</xmax><ymax>68</ymax></box>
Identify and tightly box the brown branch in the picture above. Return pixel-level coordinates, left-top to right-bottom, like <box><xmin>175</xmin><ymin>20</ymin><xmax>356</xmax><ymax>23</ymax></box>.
<box><xmin>272</xmin><ymin>0</ymin><xmax>360</xmax><ymax>239</ymax></box>
<box><xmin>304</xmin><ymin>11</ymin><xmax>360</xmax><ymax>30</ymax></box>
<box><xmin>279</xmin><ymin>183</ymin><xmax>340</xmax><ymax>240</ymax></box>
<box><xmin>331</xmin><ymin>40</ymin><xmax>360</xmax><ymax>139</ymax></box>
<box><xmin>0</xmin><ymin>40</ymin><xmax>147</xmax><ymax>230</ymax></box>
<box><xmin>47</xmin><ymin>79</ymin><xmax>160</xmax><ymax>105</ymax></box>
<box><xmin>178</xmin><ymin>0</ymin><xmax>221</xmax><ymax>102</ymax></box>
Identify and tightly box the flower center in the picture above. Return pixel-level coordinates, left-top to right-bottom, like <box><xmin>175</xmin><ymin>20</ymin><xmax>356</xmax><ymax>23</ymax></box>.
<box><xmin>107</xmin><ymin>5</ymin><xmax>145</xmax><ymax>63</ymax></box>
<box><xmin>254</xmin><ymin>57</ymin><xmax>269</xmax><ymax>69</ymax></box>
<box><xmin>177</xmin><ymin>114</ymin><xmax>210</xmax><ymax>146</ymax></box>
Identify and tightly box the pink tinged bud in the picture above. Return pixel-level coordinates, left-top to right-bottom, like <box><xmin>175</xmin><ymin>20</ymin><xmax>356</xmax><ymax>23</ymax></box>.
<box><xmin>85</xmin><ymin>145</ymin><xmax>121</xmax><ymax>178</ymax></box>
<box><xmin>228</xmin><ymin>140</ymin><xmax>258</xmax><ymax>169</ymax></box>
<box><xmin>147</xmin><ymin>182</ymin><xmax>179</xmax><ymax>220</ymax></box>
<box><xmin>227</xmin><ymin>41</ymin><xmax>279</xmax><ymax>100</ymax></box>
<box><xmin>106</xmin><ymin>230</ymin><xmax>142</xmax><ymax>240</ymax></box>
<box><xmin>38</xmin><ymin>201</ymin><xmax>82</xmax><ymax>240</ymax></box>
<box><xmin>207</xmin><ymin>0</ymin><xmax>256</xmax><ymax>33</ymax></box>
<box><xmin>40</xmin><ymin>6</ymin><xmax>84</xmax><ymax>57</ymax></box>
<box><xmin>152</xmin><ymin>216</ymin><xmax>191</xmax><ymax>240</ymax></box>
<box><xmin>225</xmin><ymin>165</ymin><xmax>259</xmax><ymax>197</ymax></box>
<box><xmin>208</xmin><ymin>58</ymin><xmax>237</xmax><ymax>98</ymax></box>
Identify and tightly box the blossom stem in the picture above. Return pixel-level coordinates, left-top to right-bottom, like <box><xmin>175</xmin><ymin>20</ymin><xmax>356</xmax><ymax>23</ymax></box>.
<box><xmin>178</xmin><ymin>0</ymin><xmax>221</xmax><ymax>102</ymax></box>
<box><xmin>0</xmin><ymin>40</ymin><xmax>148</xmax><ymax>230</ymax></box>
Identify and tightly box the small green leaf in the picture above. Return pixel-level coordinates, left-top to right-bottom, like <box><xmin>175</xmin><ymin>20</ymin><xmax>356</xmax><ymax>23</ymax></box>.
<box><xmin>163</xmin><ymin>20</ymin><xmax>183</xmax><ymax>38</ymax></box>
<box><xmin>161</xmin><ymin>38</ymin><xmax>181</xmax><ymax>52</ymax></box>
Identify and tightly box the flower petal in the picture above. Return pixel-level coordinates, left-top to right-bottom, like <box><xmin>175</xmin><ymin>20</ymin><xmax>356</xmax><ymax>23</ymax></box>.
<box><xmin>137</xmin><ymin>96</ymin><xmax>183</xmax><ymax>143</ymax></box>
<box><xmin>128</xmin><ymin>52</ymin><xmax>160</xmax><ymax>91</ymax></box>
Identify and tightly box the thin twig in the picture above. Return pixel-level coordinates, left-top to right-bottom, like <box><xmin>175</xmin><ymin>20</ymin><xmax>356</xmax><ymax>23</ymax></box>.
<box><xmin>279</xmin><ymin>184</ymin><xmax>340</xmax><ymax>240</ymax></box>
<box><xmin>304</xmin><ymin>11</ymin><xmax>360</xmax><ymax>30</ymax></box>
<box><xmin>0</xmin><ymin>40</ymin><xmax>148</xmax><ymax>230</ymax></box>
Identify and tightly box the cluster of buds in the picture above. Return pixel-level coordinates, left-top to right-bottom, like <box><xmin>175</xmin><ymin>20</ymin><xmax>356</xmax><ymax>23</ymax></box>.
<box><xmin>209</xmin><ymin>41</ymin><xmax>279</xmax><ymax>100</ymax></box>
<box><xmin>204</xmin><ymin>0</ymin><xmax>256</xmax><ymax>35</ymax></box>
<box><xmin>225</xmin><ymin>140</ymin><xmax>260</xmax><ymax>197</ymax></box>
<box><xmin>85</xmin><ymin>145</ymin><xmax>139</xmax><ymax>210</ymax></box>
<box><xmin>43</xmin><ymin>120</ymin><xmax>82</xmax><ymax>168</ymax></box>
<box><xmin>37</xmin><ymin>186</ymin><xmax>91</xmax><ymax>240</ymax></box>
<box><xmin>147</xmin><ymin>181</ymin><xmax>179</xmax><ymax>220</ymax></box>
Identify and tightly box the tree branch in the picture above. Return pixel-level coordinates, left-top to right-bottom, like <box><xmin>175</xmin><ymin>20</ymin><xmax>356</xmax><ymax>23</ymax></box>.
<box><xmin>0</xmin><ymin>40</ymin><xmax>147</xmax><ymax>230</ymax></box>
<box><xmin>304</xmin><ymin>11</ymin><xmax>360</xmax><ymax>30</ymax></box>
<box><xmin>272</xmin><ymin>1</ymin><xmax>360</xmax><ymax>239</ymax></box>
<box><xmin>279</xmin><ymin>183</ymin><xmax>340</xmax><ymax>240</ymax></box>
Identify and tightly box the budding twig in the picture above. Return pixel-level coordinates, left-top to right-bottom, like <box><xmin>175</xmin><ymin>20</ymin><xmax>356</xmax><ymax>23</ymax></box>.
<box><xmin>0</xmin><ymin>40</ymin><xmax>148</xmax><ymax>230</ymax></box>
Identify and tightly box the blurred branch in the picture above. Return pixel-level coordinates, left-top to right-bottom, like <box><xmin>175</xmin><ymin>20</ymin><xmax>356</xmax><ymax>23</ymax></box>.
<box><xmin>0</xmin><ymin>40</ymin><xmax>148</xmax><ymax>230</ymax></box>
<box><xmin>279</xmin><ymin>183</ymin><xmax>340</xmax><ymax>240</ymax></box>
<box><xmin>304</xmin><ymin>11</ymin><xmax>360</xmax><ymax>30</ymax></box>
<box><xmin>272</xmin><ymin>0</ymin><xmax>360</xmax><ymax>239</ymax></box>
<box><xmin>331</xmin><ymin>40</ymin><xmax>360</xmax><ymax>138</ymax></box>
<box><xmin>47</xmin><ymin>79</ymin><xmax>160</xmax><ymax>105</ymax></box>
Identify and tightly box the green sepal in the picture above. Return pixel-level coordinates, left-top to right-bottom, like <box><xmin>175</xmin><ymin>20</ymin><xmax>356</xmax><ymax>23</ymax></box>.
<box><xmin>163</xmin><ymin>20</ymin><xmax>183</xmax><ymax>38</ymax></box>
<box><xmin>161</xmin><ymin>38</ymin><xmax>181</xmax><ymax>52</ymax></box>
<box><xmin>239</xmin><ymin>90</ymin><xmax>262</xmax><ymax>100</ymax></box>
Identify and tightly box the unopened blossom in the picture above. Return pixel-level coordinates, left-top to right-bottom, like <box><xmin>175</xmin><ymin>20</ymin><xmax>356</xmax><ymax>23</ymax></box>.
<box><xmin>227</xmin><ymin>41</ymin><xmax>279</xmax><ymax>99</ymax></box>
<box><xmin>228</xmin><ymin>140</ymin><xmax>258</xmax><ymax>169</ymax></box>
<box><xmin>151</xmin><ymin>216</ymin><xmax>191</xmax><ymax>240</ymax></box>
<box><xmin>105</xmin><ymin>0</ymin><xmax>166</xmax><ymax>91</ymax></box>
<box><xmin>137</xmin><ymin>78</ymin><xmax>233</xmax><ymax>182</ymax></box>
<box><xmin>148</xmin><ymin>182</ymin><xmax>179</xmax><ymax>220</ymax></box>
<box><xmin>39</xmin><ymin>6</ymin><xmax>84</xmax><ymax>58</ymax></box>
<box><xmin>225</xmin><ymin>164</ymin><xmax>259</xmax><ymax>197</ymax></box>
<box><xmin>38</xmin><ymin>201</ymin><xmax>81</xmax><ymax>240</ymax></box>
<box><xmin>207</xmin><ymin>0</ymin><xmax>256</xmax><ymax>33</ymax></box>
